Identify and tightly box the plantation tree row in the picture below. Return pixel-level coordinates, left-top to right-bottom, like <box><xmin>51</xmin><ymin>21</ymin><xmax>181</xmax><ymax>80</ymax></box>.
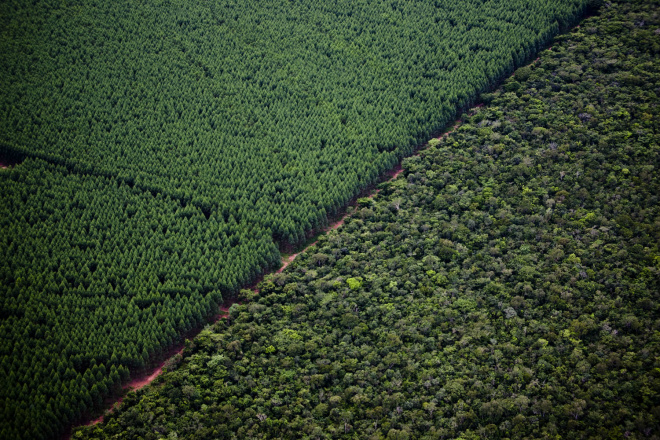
<box><xmin>0</xmin><ymin>159</ymin><xmax>280</xmax><ymax>439</ymax></box>
<box><xmin>77</xmin><ymin>1</ymin><xmax>659</xmax><ymax>438</ymax></box>
<box><xmin>1</xmin><ymin>0</ymin><xmax>591</xmax><ymax>244</ymax></box>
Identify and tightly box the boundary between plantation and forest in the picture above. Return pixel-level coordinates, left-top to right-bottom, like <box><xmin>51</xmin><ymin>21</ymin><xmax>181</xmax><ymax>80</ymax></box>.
<box><xmin>64</xmin><ymin>99</ymin><xmax>475</xmax><ymax>438</ymax></box>
<box><xmin>55</xmin><ymin>5</ymin><xmax>601</xmax><ymax>437</ymax></box>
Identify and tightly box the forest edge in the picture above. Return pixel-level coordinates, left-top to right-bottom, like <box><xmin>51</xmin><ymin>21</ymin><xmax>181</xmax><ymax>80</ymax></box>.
<box><xmin>62</xmin><ymin>6</ymin><xmax>597</xmax><ymax>437</ymax></box>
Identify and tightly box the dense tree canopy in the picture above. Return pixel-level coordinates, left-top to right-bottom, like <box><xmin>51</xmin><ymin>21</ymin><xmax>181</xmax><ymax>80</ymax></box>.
<box><xmin>0</xmin><ymin>158</ymin><xmax>279</xmax><ymax>439</ymax></box>
<box><xmin>75</xmin><ymin>1</ymin><xmax>660</xmax><ymax>438</ymax></box>
<box><xmin>0</xmin><ymin>0</ymin><xmax>589</xmax><ymax>243</ymax></box>
<box><xmin>0</xmin><ymin>1</ymin><xmax>596</xmax><ymax>438</ymax></box>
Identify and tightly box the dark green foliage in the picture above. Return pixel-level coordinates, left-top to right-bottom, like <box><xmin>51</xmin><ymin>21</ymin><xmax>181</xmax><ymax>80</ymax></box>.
<box><xmin>0</xmin><ymin>1</ymin><xmax>594</xmax><ymax>438</ymax></box>
<box><xmin>0</xmin><ymin>0</ymin><xmax>588</xmax><ymax>245</ymax></box>
<box><xmin>75</xmin><ymin>1</ymin><xmax>660</xmax><ymax>438</ymax></box>
<box><xmin>0</xmin><ymin>159</ymin><xmax>279</xmax><ymax>439</ymax></box>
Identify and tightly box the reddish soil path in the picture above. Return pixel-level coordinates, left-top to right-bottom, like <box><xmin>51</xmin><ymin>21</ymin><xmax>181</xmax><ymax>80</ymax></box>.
<box><xmin>275</xmin><ymin>210</ymin><xmax>352</xmax><ymax>273</ymax></box>
<box><xmin>277</xmin><ymin>253</ymin><xmax>298</xmax><ymax>273</ymax></box>
<box><xmin>78</xmin><ymin>347</ymin><xmax>187</xmax><ymax>429</ymax></box>
<box><xmin>85</xmin><ymin>414</ymin><xmax>105</xmax><ymax>427</ymax></box>
<box><xmin>218</xmin><ymin>297</ymin><xmax>242</xmax><ymax>313</ymax></box>
<box><xmin>75</xmin><ymin>299</ymin><xmax>242</xmax><ymax>432</ymax></box>
<box><xmin>124</xmin><ymin>351</ymin><xmax>183</xmax><ymax>392</ymax></box>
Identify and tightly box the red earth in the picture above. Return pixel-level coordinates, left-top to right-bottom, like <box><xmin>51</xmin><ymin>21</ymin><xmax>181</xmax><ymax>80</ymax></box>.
<box><xmin>277</xmin><ymin>253</ymin><xmax>298</xmax><ymax>273</ymax></box>
<box><xmin>218</xmin><ymin>297</ymin><xmax>242</xmax><ymax>314</ymax></box>
<box><xmin>276</xmin><ymin>207</ymin><xmax>352</xmax><ymax>273</ymax></box>
<box><xmin>79</xmin><ymin>345</ymin><xmax>187</xmax><ymax>429</ymax></box>
<box><xmin>124</xmin><ymin>351</ymin><xmax>183</xmax><ymax>392</ymax></box>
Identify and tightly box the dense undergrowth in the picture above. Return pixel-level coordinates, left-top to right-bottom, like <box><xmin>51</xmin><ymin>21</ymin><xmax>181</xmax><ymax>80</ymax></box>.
<box><xmin>0</xmin><ymin>1</ymin><xmax>597</xmax><ymax>439</ymax></box>
<box><xmin>75</xmin><ymin>1</ymin><xmax>659</xmax><ymax>438</ymax></box>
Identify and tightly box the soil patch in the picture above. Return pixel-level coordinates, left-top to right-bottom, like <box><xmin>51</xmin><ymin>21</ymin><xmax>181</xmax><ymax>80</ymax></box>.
<box><xmin>218</xmin><ymin>297</ymin><xmax>242</xmax><ymax>314</ymax></box>
<box><xmin>124</xmin><ymin>350</ymin><xmax>183</xmax><ymax>393</ymax></box>
<box><xmin>277</xmin><ymin>253</ymin><xmax>298</xmax><ymax>273</ymax></box>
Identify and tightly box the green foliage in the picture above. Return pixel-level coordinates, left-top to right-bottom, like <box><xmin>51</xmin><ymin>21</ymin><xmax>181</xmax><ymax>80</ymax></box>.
<box><xmin>1</xmin><ymin>0</ymin><xmax>594</xmax><ymax>437</ymax></box>
<box><xmin>0</xmin><ymin>159</ymin><xmax>279</xmax><ymax>439</ymax></box>
<box><xmin>0</xmin><ymin>0</ymin><xmax>588</xmax><ymax>246</ymax></box>
<box><xmin>73</xmin><ymin>1</ymin><xmax>660</xmax><ymax>438</ymax></box>
<box><xmin>346</xmin><ymin>278</ymin><xmax>363</xmax><ymax>291</ymax></box>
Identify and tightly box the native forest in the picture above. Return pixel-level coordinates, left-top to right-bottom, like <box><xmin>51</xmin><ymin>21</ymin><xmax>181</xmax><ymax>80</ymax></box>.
<box><xmin>0</xmin><ymin>0</ymin><xmax>658</xmax><ymax>439</ymax></box>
